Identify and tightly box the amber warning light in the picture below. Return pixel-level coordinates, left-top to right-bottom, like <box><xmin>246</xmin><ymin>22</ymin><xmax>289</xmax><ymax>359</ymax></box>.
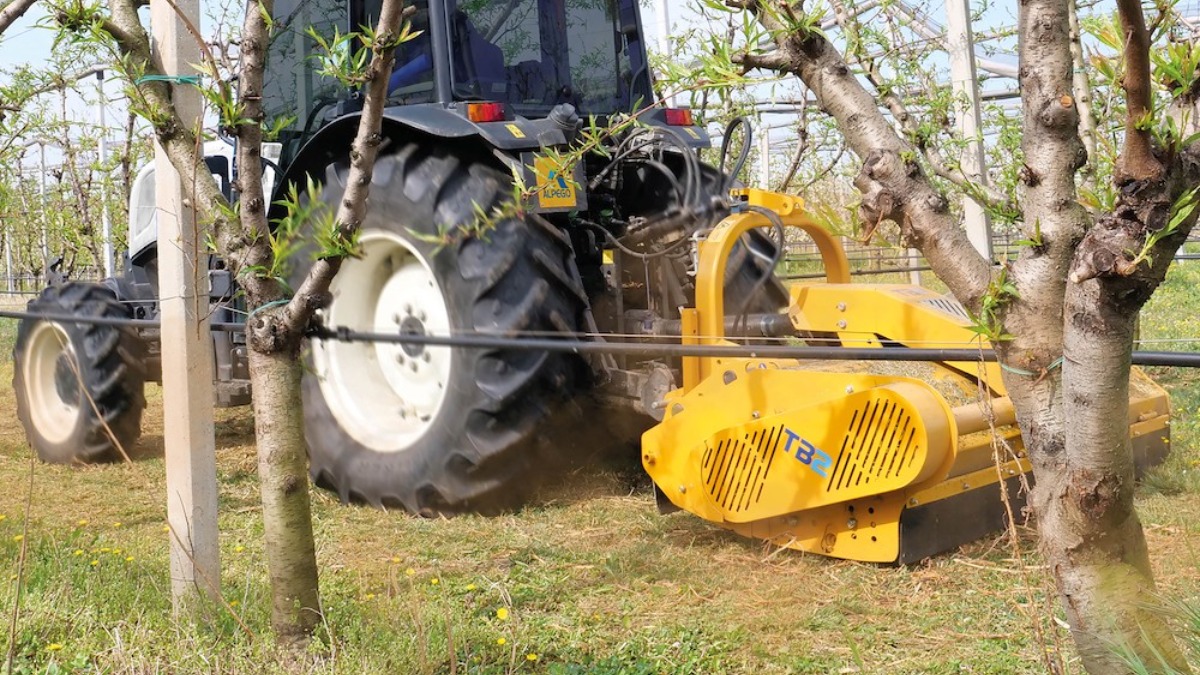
<box><xmin>467</xmin><ymin>102</ymin><xmax>506</xmax><ymax>123</ymax></box>
<box><xmin>663</xmin><ymin>108</ymin><xmax>694</xmax><ymax>126</ymax></box>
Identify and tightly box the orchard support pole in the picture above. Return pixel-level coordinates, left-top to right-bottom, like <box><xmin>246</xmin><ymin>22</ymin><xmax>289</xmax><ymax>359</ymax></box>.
<box><xmin>944</xmin><ymin>0</ymin><xmax>993</xmax><ymax>261</ymax></box>
<box><xmin>96</xmin><ymin>70</ymin><xmax>114</xmax><ymax>278</ymax></box>
<box><xmin>151</xmin><ymin>0</ymin><xmax>221</xmax><ymax>611</ymax></box>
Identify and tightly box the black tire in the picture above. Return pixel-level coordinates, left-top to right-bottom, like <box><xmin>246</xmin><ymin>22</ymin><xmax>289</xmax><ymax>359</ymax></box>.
<box><xmin>13</xmin><ymin>282</ymin><xmax>146</xmax><ymax>463</ymax></box>
<box><xmin>299</xmin><ymin>142</ymin><xmax>588</xmax><ymax>515</ymax></box>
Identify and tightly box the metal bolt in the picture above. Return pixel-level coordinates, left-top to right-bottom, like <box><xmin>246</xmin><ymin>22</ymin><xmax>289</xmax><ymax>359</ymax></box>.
<box><xmin>847</xmin><ymin>518</ymin><xmax>858</xmax><ymax>529</ymax></box>
<box><xmin>909</xmin><ymin>498</ymin><xmax>919</xmax><ymax>506</ymax></box>
<box><xmin>679</xmin><ymin>485</ymin><xmax>687</xmax><ymax>494</ymax></box>
<box><xmin>845</xmin><ymin>386</ymin><xmax>854</xmax><ymax>394</ymax></box>
<box><xmin>785</xmin><ymin>517</ymin><xmax>799</xmax><ymax>526</ymax></box>
<box><xmin>751</xmin><ymin>410</ymin><xmax>760</xmax><ymax>419</ymax></box>
<box><xmin>961</xmin><ymin>481</ymin><xmax>970</xmax><ymax>490</ymax></box>
<box><xmin>837</xmin><ymin>302</ymin><xmax>847</xmax><ymax>312</ymax></box>
<box><xmin>837</xmin><ymin>320</ymin><xmax>847</xmax><ymax>329</ymax></box>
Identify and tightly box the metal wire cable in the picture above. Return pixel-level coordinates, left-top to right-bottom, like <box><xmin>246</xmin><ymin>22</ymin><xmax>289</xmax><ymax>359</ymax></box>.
<box><xmin>3</xmin><ymin>306</ymin><xmax>1200</xmax><ymax>367</ymax></box>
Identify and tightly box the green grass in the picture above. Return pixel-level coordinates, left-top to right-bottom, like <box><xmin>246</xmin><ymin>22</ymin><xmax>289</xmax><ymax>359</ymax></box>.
<box><xmin>0</xmin><ymin>266</ymin><xmax>1199</xmax><ymax>673</ymax></box>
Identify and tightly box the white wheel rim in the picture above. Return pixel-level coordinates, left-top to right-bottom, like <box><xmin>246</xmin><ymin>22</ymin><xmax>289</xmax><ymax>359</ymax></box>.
<box><xmin>23</xmin><ymin>321</ymin><xmax>81</xmax><ymax>445</ymax></box>
<box><xmin>312</xmin><ymin>230</ymin><xmax>453</xmax><ymax>452</ymax></box>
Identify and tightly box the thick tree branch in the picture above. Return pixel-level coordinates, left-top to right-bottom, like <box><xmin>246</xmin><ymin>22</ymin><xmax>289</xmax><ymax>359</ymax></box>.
<box><xmin>234</xmin><ymin>0</ymin><xmax>284</xmax><ymax>353</ymax></box>
<box><xmin>732</xmin><ymin>51</ymin><xmax>785</xmax><ymax>72</ymax></box>
<box><xmin>737</xmin><ymin>1</ymin><xmax>991</xmax><ymax>310</ymax></box>
<box><xmin>0</xmin><ymin>0</ymin><xmax>36</xmax><ymax>36</ymax></box>
<box><xmin>1115</xmin><ymin>0</ymin><xmax>1163</xmax><ymax>182</ymax></box>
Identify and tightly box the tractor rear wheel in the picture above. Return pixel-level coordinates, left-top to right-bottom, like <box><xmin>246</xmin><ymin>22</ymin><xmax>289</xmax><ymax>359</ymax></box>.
<box><xmin>300</xmin><ymin>143</ymin><xmax>587</xmax><ymax>515</ymax></box>
<box><xmin>13</xmin><ymin>282</ymin><xmax>146</xmax><ymax>463</ymax></box>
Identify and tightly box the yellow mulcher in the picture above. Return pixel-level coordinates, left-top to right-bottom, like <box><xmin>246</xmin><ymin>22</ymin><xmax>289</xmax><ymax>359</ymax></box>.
<box><xmin>641</xmin><ymin>189</ymin><xmax>1171</xmax><ymax>564</ymax></box>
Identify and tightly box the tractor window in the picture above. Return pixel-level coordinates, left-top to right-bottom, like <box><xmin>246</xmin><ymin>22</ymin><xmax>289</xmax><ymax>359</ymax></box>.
<box><xmin>263</xmin><ymin>0</ymin><xmax>352</xmax><ymax>159</ymax></box>
<box><xmin>448</xmin><ymin>0</ymin><xmax>639</xmax><ymax>115</ymax></box>
<box><xmin>360</xmin><ymin>0</ymin><xmax>437</xmax><ymax>105</ymax></box>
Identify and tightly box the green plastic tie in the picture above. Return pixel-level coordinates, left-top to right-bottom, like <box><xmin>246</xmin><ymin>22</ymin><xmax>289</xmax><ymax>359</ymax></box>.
<box><xmin>247</xmin><ymin>299</ymin><xmax>290</xmax><ymax>321</ymax></box>
<box><xmin>135</xmin><ymin>74</ymin><xmax>202</xmax><ymax>86</ymax></box>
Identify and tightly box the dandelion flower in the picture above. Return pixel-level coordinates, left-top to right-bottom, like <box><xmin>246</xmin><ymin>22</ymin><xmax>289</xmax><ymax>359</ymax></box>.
<box><xmin>390</xmin><ymin>556</ymin><xmax>401</xmax><ymax>564</ymax></box>
<box><xmin>45</xmin><ymin>643</ymin><xmax>63</xmax><ymax>652</ymax></box>
<box><xmin>125</xmin><ymin>556</ymin><xmax>134</xmax><ymax>563</ymax></box>
<box><xmin>405</xmin><ymin>568</ymin><xmax>416</xmax><ymax>577</ymax></box>
<box><xmin>112</xmin><ymin>549</ymin><xmax>122</xmax><ymax>555</ymax></box>
<box><xmin>365</xmin><ymin>593</ymin><xmax>376</xmax><ymax>601</ymax></box>
<box><xmin>89</xmin><ymin>560</ymin><xmax>99</xmax><ymax>567</ymax></box>
<box><xmin>496</xmin><ymin>637</ymin><xmax>506</xmax><ymax>646</ymax></box>
<box><xmin>430</xmin><ymin>578</ymin><xmax>439</xmax><ymax>586</ymax></box>
<box><xmin>12</xmin><ymin>535</ymin><xmax>22</xmax><ymax>543</ymax></box>
<box><xmin>0</xmin><ymin>514</ymin><xmax>6</xmax><ymax>522</ymax></box>
<box><xmin>161</xmin><ymin>525</ymin><xmax>170</xmax><ymax>533</ymax></box>
<box><xmin>112</xmin><ymin>522</ymin><xmax>122</xmax><ymax>528</ymax></box>
<box><xmin>77</xmin><ymin>519</ymin><xmax>87</xmax><ymax>527</ymax></box>
<box><xmin>496</xmin><ymin>607</ymin><xmax>509</xmax><ymax>621</ymax></box>
<box><xmin>99</xmin><ymin>548</ymin><xmax>111</xmax><ymax>554</ymax></box>
<box><xmin>466</xmin><ymin>583</ymin><xmax>477</xmax><ymax>591</ymax></box>
<box><xmin>526</xmin><ymin>653</ymin><xmax>539</xmax><ymax>662</ymax></box>
<box><xmin>72</xmin><ymin>550</ymin><xmax>83</xmax><ymax>557</ymax></box>
<box><xmin>233</xmin><ymin>545</ymin><xmax>245</xmax><ymax>554</ymax></box>
<box><xmin>229</xmin><ymin>600</ymin><xmax>239</xmax><ymax>607</ymax></box>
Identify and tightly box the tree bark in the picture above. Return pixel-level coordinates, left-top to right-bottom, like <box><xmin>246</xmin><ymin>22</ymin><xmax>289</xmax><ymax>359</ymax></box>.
<box><xmin>248</xmin><ymin>348</ymin><xmax>321</xmax><ymax>646</ymax></box>
<box><xmin>0</xmin><ymin>0</ymin><xmax>36</xmax><ymax>36</ymax></box>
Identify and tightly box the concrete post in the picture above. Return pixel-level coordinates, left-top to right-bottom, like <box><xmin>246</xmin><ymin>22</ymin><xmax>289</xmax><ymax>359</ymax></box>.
<box><xmin>97</xmin><ymin>70</ymin><xmax>114</xmax><ymax>278</ymax></box>
<box><xmin>151</xmin><ymin>0</ymin><xmax>221</xmax><ymax>611</ymax></box>
<box><xmin>38</xmin><ymin>143</ymin><xmax>48</xmax><ymax>264</ymax></box>
<box><xmin>758</xmin><ymin>122</ymin><xmax>771</xmax><ymax>189</ymax></box>
<box><xmin>944</xmin><ymin>0</ymin><xmax>993</xmax><ymax>261</ymax></box>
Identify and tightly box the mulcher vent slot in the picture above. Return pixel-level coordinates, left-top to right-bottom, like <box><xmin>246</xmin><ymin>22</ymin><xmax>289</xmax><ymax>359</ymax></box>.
<box><xmin>701</xmin><ymin>424</ymin><xmax>785</xmax><ymax>513</ymax></box>
<box><xmin>827</xmin><ymin>398</ymin><xmax>919</xmax><ymax>493</ymax></box>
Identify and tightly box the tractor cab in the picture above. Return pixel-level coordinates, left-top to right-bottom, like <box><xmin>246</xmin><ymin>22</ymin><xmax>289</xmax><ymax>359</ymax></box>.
<box><xmin>262</xmin><ymin>0</ymin><xmax>656</xmax><ymax>166</ymax></box>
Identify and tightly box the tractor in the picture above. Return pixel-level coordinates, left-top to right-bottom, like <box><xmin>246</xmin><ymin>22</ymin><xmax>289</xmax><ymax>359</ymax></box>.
<box><xmin>10</xmin><ymin>0</ymin><xmax>1172</xmax><ymax>563</ymax></box>
<box><xmin>13</xmin><ymin>0</ymin><xmax>787</xmax><ymax>509</ymax></box>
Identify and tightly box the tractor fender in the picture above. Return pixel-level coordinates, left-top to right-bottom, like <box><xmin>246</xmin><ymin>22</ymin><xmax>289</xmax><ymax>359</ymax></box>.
<box><xmin>271</xmin><ymin>104</ymin><xmax>570</xmax><ymax>221</ymax></box>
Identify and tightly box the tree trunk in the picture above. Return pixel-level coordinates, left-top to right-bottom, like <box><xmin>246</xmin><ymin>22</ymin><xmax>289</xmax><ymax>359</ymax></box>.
<box><xmin>248</xmin><ymin>347</ymin><xmax>322</xmax><ymax>647</ymax></box>
<box><xmin>1047</xmin><ymin>282</ymin><xmax>1186</xmax><ymax>671</ymax></box>
<box><xmin>735</xmin><ymin>0</ymin><xmax>1197</xmax><ymax>670</ymax></box>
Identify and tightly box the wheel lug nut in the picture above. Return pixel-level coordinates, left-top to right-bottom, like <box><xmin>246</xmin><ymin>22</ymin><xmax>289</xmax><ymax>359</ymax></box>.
<box><xmin>397</xmin><ymin>354</ymin><xmax>405</xmax><ymax>364</ymax></box>
<box><xmin>410</xmin><ymin>362</ymin><xmax>419</xmax><ymax>372</ymax></box>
